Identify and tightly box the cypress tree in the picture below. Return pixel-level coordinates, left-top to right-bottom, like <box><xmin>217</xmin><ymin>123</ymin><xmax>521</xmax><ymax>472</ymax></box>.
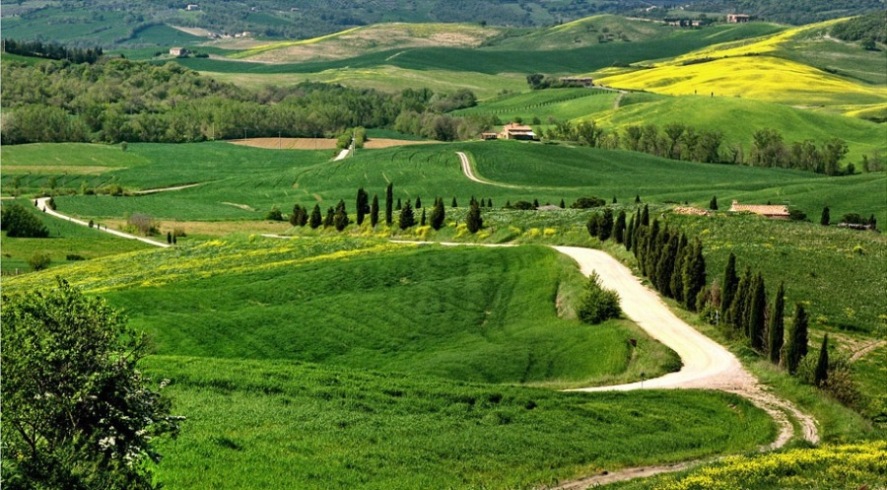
<box><xmin>625</xmin><ymin>215</ymin><xmax>635</xmax><ymax>251</ymax></box>
<box><xmin>309</xmin><ymin>204</ymin><xmax>322</xmax><ymax>229</ymax></box>
<box><xmin>370</xmin><ymin>195</ymin><xmax>380</xmax><ymax>227</ymax></box>
<box><xmin>323</xmin><ymin>207</ymin><xmax>334</xmax><ymax>228</ymax></box>
<box><xmin>784</xmin><ymin>303</ymin><xmax>809</xmax><ymax>375</ymax></box>
<box><xmin>356</xmin><ymin>188</ymin><xmax>369</xmax><ymax>225</ymax></box>
<box><xmin>612</xmin><ymin>196</ymin><xmax>617</xmax><ymax>204</ymax></box>
<box><xmin>709</xmin><ymin>196</ymin><xmax>718</xmax><ymax>210</ymax></box>
<box><xmin>748</xmin><ymin>273</ymin><xmax>767</xmax><ymax>351</ymax></box>
<box><xmin>731</xmin><ymin>267</ymin><xmax>753</xmax><ymax>337</ymax></box>
<box><xmin>396</xmin><ymin>198</ymin><xmax>402</xmax><ymax>210</ymax></box>
<box><xmin>814</xmin><ymin>334</ymin><xmax>829</xmax><ymax>387</ymax></box>
<box><xmin>559</xmin><ymin>198</ymin><xmax>565</xmax><ymax>209</ymax></box>
<box><xmin>488</xmin><ymin>198</ymin><xmax>493</xmax><ymax>208</ymax></box>
<box><xmin>333</xmin><ymin>200</ymin><xmax>350</xmax><ymax>231</ymax></box>
<box><xmin>820</xmin><ymin>206</ymin><xmax>830</xmax><ymax>226</ymax></box>
<box><xmin>415</xmin><ymin>196</ymin><xmax>422</xmax><ymax>209</ymax></box>
<box><xmin>398</xmin><ymin>201</ymin><xmax>415</xmax><ymax>230</ymax></box>
<box><xmin>533</xmin><ymin>198</ymin><xmax>539</xmax><ymax>208</ymax></box>
<box><xmin>466</xmin><ymin>201</ymin><xmax>483</xmax><ymax>233</ymax></box>
<box><xmin>655</xmin><ymin>233</ymin><xmax>679</xmax><ymax>296</ymax></box>
<box><xmin>599</xmin><ymin>208</ymin><xmax>614</xmax><ymax>241</ymax></box>
<box><xmin>670</xmin><ymin>233</ymin><xmax>688</xmax><ymax>303</ymax></box>
<box><xmin>635</xmin><ymin>194</ymin><xmax>641</xmax><ymax>204</ymax></box>
<box><xmin>430</xmin><ymin>197</ymin><xmax>446</xmax><ymax>230</ymax></box>
<box><xmin>452</xmin><ymin>197</ymin><xmax>458</xmax><ymax>208</ymax></box>
<box><xmin>420</xmin><ymin>208</ymin><xmax>426</xmax><ymax>226</ymax></box>
<box><xmin>385</xmin><ymin>183</ymin><xmax>393</xmax><ymax>226</ymax></box>
<box><xmin>641</xmin><ymin>204</ymin><xmax>650</xmax><ymax>226</ymax></box>
<box><xmin>167</xmin><ymin>231</ymin><xmax>172</xmax><ymax>244</ymax></box>
<box><xmin>768</xmin><ymin>282</ymin><xmax>785</xmax><ymax>365</ymax></box>
<box><xmin>720</xmin><ymin>253</ymin><xmax>739</xmax><ymax>320</ymax></box>
<box><xmin>682</xmin><ymin>239</ymin><xmax>706</xmax><ymax>311</ymax></box>
<box><xmin>613</xmin><ymin>210</ymin><xmax>627</xmax><ymax>244</ymax></box>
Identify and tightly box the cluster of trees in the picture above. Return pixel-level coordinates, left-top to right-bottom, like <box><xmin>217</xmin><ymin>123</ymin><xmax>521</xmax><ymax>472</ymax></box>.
<box><xmin>1</xmin><ymin>204</ymin><xmax>50</xmax><ymax>238</ymax></box>
<box><xmin>1</xmin><ymin>38</ymin><xmax>103</xmax><ymax>63</ymax></box>
<box><xmin>545</xmin><ymin>119</ymin><xmax>863</xmax><ymax>175</ymax></box>
<box><xmin>1</xmin><ymin>58</ymin><xmax>485</xmax><ymax>144</ymax></box>
<box><xmin>526</xmin><ymin>74</ymin><xmax>593</xmax><ymax>90</ymax></box>
<box><xmin>830</xmin><ymin>10</ymin><xmax>886</xmax><ymax>49</ymax></box>
<box><xmin>2</xmin><ymin>279</ymin><xmax>181</xmax><ymax>488</ymax></box>
<box><xmin>287</xmin><ymin>184</ymin><xmax>484</xmax><ymax>234</ymax></box>
<box><xmin>657</xmin><ymin>0</ymin><xmax>883</xmax><ymax>25</ymax></box>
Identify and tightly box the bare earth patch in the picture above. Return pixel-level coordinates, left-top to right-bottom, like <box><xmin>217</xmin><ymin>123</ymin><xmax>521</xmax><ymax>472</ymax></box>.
<box><xmin>228</xmin><ymin>137</ymin><xmax>438</xmax><ymax>150</ymax></box>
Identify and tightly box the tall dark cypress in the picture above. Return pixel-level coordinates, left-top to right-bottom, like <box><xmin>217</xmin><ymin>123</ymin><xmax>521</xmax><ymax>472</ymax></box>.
<box><xmin>656</xmin><ymin>233</ymin><xmax>679</xmax><ymax>297</ymax></box>
<box><xmin>625</xmin><ymin>215</ymin><xmax>635</xmax><ymax>251</ymax></box>
<box><xmin>784</xmin><ymin>303</ymin><xmax>809</xmax><ymax>375</ymax></box>
<box><xmin>370</xmin><ymin>195</ymin><xmax>380</xmax><ymax>227</ymax></box>
<box><xmin>720</xmin><ymin>253</ymin><xmax>739</xmax><ymax>320</ymax></box>
<box><xmin>385</xmin><ymin>183</ymin><xmax>393</xmax><ymax>226</ymax></box>
<box><xmin>333</xmin><ymin>199</ymin><xmax>350</xmax><ymax>231</ymax></box>
<box><xmin>430</xmin><ymin>197</ymin><xmax>445</xmax><ymax>230</ymax></box>
<box><xmin>682</xmin><ymin>239</ymin><xmax>706</xmax><ymax>311</ymax></box>
<box><xmin>599</xmin><ymin>208</ymin><xmax>614</xmax><ymax>241</ymax></box>
<box><xmin>670</xmin><ymin>233</ymin><xmax>688</xmax><ymax>303</ymax></box>
<box><xmin>730</xmin><ymin>267</ymin><xmax>752</xmax><ymax>335</ymax></box>
<box><xmin>398</xmin><ymin>201</ymin><xmax>415</xmax><ymax>230</ymax></box>
<box><xmin>641</xmin><ymin>204</ymin><xmax>650</xmax><ymax>226</ymax></box>
<box><xmin>356</xmin><ymin>188</ymin><xmax>369</xmax><ymax>225</ymax></box>
<box><xmin>309</xmin><ymin>204</ymin><xmax>322</xmax><ymax>229</ymax></box>
<box><xmin>814</xmin><ymin>334</ymin><xmax>829</xmax><ymax>386</ymax></box>
<box><xmin>748</xmin><ymin>273</ymin><xmax>767</xmax><ymax>351</ymax></box>
<box><xmin>466</xmin><ymin>201</ymin><xmax>483</xmax><ymax>233</ymax></box>
<box><xmin>613</xmin><ymin>210</ymin><xmax>627</xmax><ymax>244</ymax></box>
<box><xmin>768</xmin><ymin>282</ymin><xmax>785</xmax><ymax>364</ymax></box>
<box><xmin>420</xmin><ymin>208</ymin><xmax>426</xmax><ymax>226</ymax></box>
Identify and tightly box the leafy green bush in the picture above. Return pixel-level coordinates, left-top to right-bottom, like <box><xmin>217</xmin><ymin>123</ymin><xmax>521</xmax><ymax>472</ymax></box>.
<box><xmin>1</xmin><ymin>204</ymin><xmax>49</xmax><ymax>238</ymax></box>
<box><xmin>578</xmin><ymin>272</ymin><xmax>621</xmax><ymax>324</ymax></box>
<box><xmin>571</xmin><ymin>196</ymin><xmax>606</xmax><ymax>209</ymax></box>
<box><xmin>28</xmin><ymin>252</ymin><xmax>51</xmax><ymax>271</ymax></box>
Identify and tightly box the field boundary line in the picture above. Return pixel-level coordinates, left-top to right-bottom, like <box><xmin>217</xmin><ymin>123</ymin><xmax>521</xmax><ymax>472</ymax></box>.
<box><xmin>35</xmin><ymin>197</ymin><xmax>170</xmax><ymax>248</ymax></box>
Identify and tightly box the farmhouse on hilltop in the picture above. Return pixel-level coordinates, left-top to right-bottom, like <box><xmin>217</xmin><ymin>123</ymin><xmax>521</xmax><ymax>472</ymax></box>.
<box><xmin>727</xmin><ymin>14</ymin><xmax>751</xmax><ymax>23</ymax></box>
<box><xmin>500</xmin><ymin>123</ymin><xmax>537</xmax><ymax>141</ymax></box>
<box><xmin>169</xmin><ymin>47</ymin><xmax>189</xmax><ymax>56</ymax></box>
<box><xmin>729</xmin><ymin>200</ymin><xmax>790</xmax><ymax>219</ymax></box>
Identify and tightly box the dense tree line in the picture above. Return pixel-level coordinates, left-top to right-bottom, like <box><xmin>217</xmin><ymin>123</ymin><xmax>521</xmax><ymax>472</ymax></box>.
<box><xmin>655</xmin><ymin>0</ymin><xmax>883</xmax><ymax>25</ymax></box>
<box><xmin>831</xmin><ymin>11</ymin><xmax>886</xmax><ymax>49</ymax></box>
<box><xmin>2</xmin><ymin>38</ymin><xmax>102</xmax><ymax>63</ymax></box>
<box><xmin>1</xmin><ymin>58</ymin><xmax>487</xmax><ymax>144</ymax></box>
<box><xmin>545</xmin><ymin>119</ymin><xmax>867</xmax><ymax>175</ymax></box>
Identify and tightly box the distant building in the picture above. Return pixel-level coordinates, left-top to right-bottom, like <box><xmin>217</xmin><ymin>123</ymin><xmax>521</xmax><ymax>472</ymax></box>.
<box><xmin>500</xmin><ymin>123</ymin><xmax>537</xmax><ymax>141</ymax></box>
<box><xmin>169</xmin><ymin>47</ymin><xmax>189</xmax><ymax>56</ymax></box>
<box><xmin>186</xmin><ymin>4</ymin><xmax>199</xmax><ymax>11</ymax></box>
<box><xmin>729</xmin><ymin>200</ymin><xmax>789</xmax><ymax>219</ymax></box>
<box><xmin>727</xmin><ymin>14</ymin><xmax>751</xmax><ymax>23</ymax></box>
<box><xmin>480</xmin><ymin>132</ymin><xmax>498</xmax><ymax>140</ymax></box>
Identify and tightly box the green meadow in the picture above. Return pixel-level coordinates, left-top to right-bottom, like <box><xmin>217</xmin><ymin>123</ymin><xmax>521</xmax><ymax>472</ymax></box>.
<box><xmin>2</xmin><ymin>236</ymin><xmax>775</xmax><ymax>488</ymax></box>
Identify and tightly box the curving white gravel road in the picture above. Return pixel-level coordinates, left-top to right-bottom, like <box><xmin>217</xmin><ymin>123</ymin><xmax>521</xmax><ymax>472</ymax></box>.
<box><xmin>35</xmin><ymin>197</ymin><xmax>169</xmax><ymax>248</ymax></box>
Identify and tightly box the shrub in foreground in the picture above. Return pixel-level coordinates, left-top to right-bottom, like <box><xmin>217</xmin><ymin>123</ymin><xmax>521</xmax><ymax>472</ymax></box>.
<box><xmin>578</xmin><ymin>272</ymin><xmax>622</xmax><ymax>324</ymax></box>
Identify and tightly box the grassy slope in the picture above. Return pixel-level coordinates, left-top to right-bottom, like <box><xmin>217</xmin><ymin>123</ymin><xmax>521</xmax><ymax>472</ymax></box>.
<box><xmin>2</xmin><ymin>237</ymin><xmax>773</xmax><ymax>488</ymax></box>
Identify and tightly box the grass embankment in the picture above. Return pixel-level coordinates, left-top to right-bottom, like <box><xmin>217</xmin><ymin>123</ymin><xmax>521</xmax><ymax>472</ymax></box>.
<box><xmin>2</xmin><ymin>236</ymin><xmax>775</xmax><ymax>488</ymax></box>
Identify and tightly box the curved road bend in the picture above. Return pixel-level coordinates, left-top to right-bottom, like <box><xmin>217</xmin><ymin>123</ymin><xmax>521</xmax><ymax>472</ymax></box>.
<box><xmin>35</xmin><ymin>197</ymin><xmax>169</xmax><ymax>248</ymax></box>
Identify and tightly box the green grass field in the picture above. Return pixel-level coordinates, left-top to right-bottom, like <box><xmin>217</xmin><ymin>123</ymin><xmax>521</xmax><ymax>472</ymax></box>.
<box><xmin>2</xmin><ymin>235</ymin><xmax>775</xmax><ymax>489</ymax></box>
<box><xmin>0</xmin><ymin>198</ymin><xmax>151</xmax><ymax>274</ymax></box>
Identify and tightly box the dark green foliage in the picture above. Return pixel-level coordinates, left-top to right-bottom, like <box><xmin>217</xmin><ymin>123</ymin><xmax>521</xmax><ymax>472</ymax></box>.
<box><xmin>820</xmin><ymin>206</ymin><xmax>830</xmax><ymax>226</ymax></box>
<box><xmin>533</xmin><ymin>198</ymin><xmax>540</xmax><ymax>208</ymax></box>
<box><xmin>815</xmin><ymin>334</ymin><xmax>830</xmax><ymax>387</ymax></box>
<box><xmin>356</xmin><ymin>188</ymin><xmax>369</xmax><ymax>225</ymax></box>
<box><xmin>729</xmin><ymin>267</ymin><xmax>752</xmax><ymax>335</ymax></box>
<box><xmin>784</xmin><ymin>303</ymin><xmax>809</xmax><ymax>375</ymax></box>
<box><xmin>309</xmin><ymin>204</ymin><xmax>322</xmax><ymax>229</ymax></box>
<box><xmin>0</xmin><ymin>279</ymin><xmax>179</xmax><ymax>490</ymax></box>
<box><xmin>265</xmin><ymin>206</ymin><xmax>284</xmax><ymax>221</ymax></box>
<box><xmin>571</xmin><ymin>196</ymin><xmax>605</xmax><ymax>209</ymax></box>
<box><xmin>641</xmin><ymin>204</ymin><xmax>650</xmax><ymax>226</ymax></box>
<box><xmin>323</xmin><ymin>207</ymin><xmax>334</xmax><ymax>228</ymax></box>
<box><xmin>415</xmin><ymin>196</ymin><xmax>422</xmax><ymax>209</ymax></box>
<box><xmin>578</xmin><ymin>272</ymin><xmax>622</xmax><ymax>325</ymax></box>
<box><xmin>396</xmin><ymin>198</ymin><xmax>402</xmax><ymax>211</ymax></box>
<box><xmin>466</xmin><ymin>201</ymin><xmax>483</xmax><ymax>233</ymax></box>
<box><xmin>599</xmin><ymin>208</ymin><xmax>614</xmax><ymax>241</ymax></box>
<box><xmin>430</xmin><ymin>198</ymin><xmax>446</xmax><ymax>230</ymax></box>
<box><xmin>748</xmin><ymin>274</ymin><xmax>767</xmax><ymax>351</ymax></box>
<box><xmin>333</xmin><ymin>200</ymin><xmax>349</xmax><ymax>231</ymax></box>
<box><xmin>290</xmin><ymin>204</ymin><xmax>308</xmax><ymax>227</ymax></box>
<box><xmin>370</xmin><ymin>195</ymin><xmax>380</xmax><ymax>227</ymax></box>
<box><xmin>655</xmin><ymin>233</ymin><xmax>679</xmax><ymax>296</ymax></box>
<box><xmin>1</xmin><ymin>38</ymin><xmax>102</xmax><ymax>63</ymax></box>
<box><xmin>1</xmin><ymin>203</ymin><xmax>49</xmax><ymax>238</ymax></box>
<box><xmin>385</xmin><ymin>183</ymin><xmax>393</xmax><ymax>226</ymax></box>
<box><xmin>635</xmin><ymin>194</ymin><xmax>641</xmax><ymax>204</ymax></box>
<box><xmin>831</xmin><ymin>11</ymin><xmax>886</xmax><ymax>44</ymax></box>
<box><xmin>420</xmin><ymin>208</ymin><xmax>426</xmax><ymax>226</ymax></box>
<box><xmin>398</xmin><ymin>201</ymin><xmax>415</xmax><ymax>230</ymax></box>
<box><xmin>670</xmin><ymin>234</ymin><xmax>688</xmax><ymax>304</ymax></box>
<box><xmin>559</xmin><ymin>198</ymin><xmax>565</xmax><ymax>208</ymax></box>
<box><xmin>682</xmin><ymin>239</ymin><xmax>706</xmax><ymax>311</ymax></box>
<box><xmin>769</xmin><ymin>282</ymin><xmax>785</xmax><ymax>364</ymax></box>
<box><xmin>452</xmin><ymin>197</ymin><xmax>458</xmax><ymax>208</ymax></box>
<box><xmin>709</xmin><ymin>196</ymin><xmax>718</xmax><ymax>210</ymax></box>
<box><xmin>27</xmin><ymin>252</ymin><xmax>52</xmax><ymax>271</ymax></box>
<box><xmin>720</xmin><ymin>253</ymin><xmax>739</xmax><ymax>320</ymax></box>
<box><xmin>613</xmin><ymin>210</ymin><xmax>627</xmax><ymax>244</ymax></box>
<box><xmin>625</xmin><ymin>214</ymin><xmax>635</xmax><ymax>251</ymax></box>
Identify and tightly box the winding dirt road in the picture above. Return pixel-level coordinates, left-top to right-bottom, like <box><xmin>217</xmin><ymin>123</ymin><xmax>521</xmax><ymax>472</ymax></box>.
<box><xmin>35</xmin><ymin>197</ymin><xmax>169</xmax><ymax>248</ymax></box>
<box><xmin>550</xmin><ymin>247</ymin><xmax>818</xmax><ymax>489</ymax></box>
<box><xmin>457</xmin><ymin>151</ymin><xmax>522</xmax><ymax>188</ymax></box>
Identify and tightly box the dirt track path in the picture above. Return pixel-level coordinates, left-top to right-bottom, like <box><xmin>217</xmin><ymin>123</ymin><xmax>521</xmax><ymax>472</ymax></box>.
<box><xmin>456</xmin><ymin>151</ymin><xmax>523</xmax><ymax>189</ymax></box>
<box><xmin>35</xmin><ymin>197</ymin><xmax>170</xmax><ymax>248</ymax></box>
<box><xmin>550</xmin><ymin>246</ymin><xmax>818</xmax><ymax>488</ymax></box>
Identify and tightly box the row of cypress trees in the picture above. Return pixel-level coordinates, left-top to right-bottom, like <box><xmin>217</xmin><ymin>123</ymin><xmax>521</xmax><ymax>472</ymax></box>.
<box><xmin>587</xmin><ymin>204</ymin><xmax>818</xmax><ymax>380</ymax></box>
<box><xmin>288</xmin><ymin>184</ymin><xmax>483</xmax><ymax>233</ymax></box>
